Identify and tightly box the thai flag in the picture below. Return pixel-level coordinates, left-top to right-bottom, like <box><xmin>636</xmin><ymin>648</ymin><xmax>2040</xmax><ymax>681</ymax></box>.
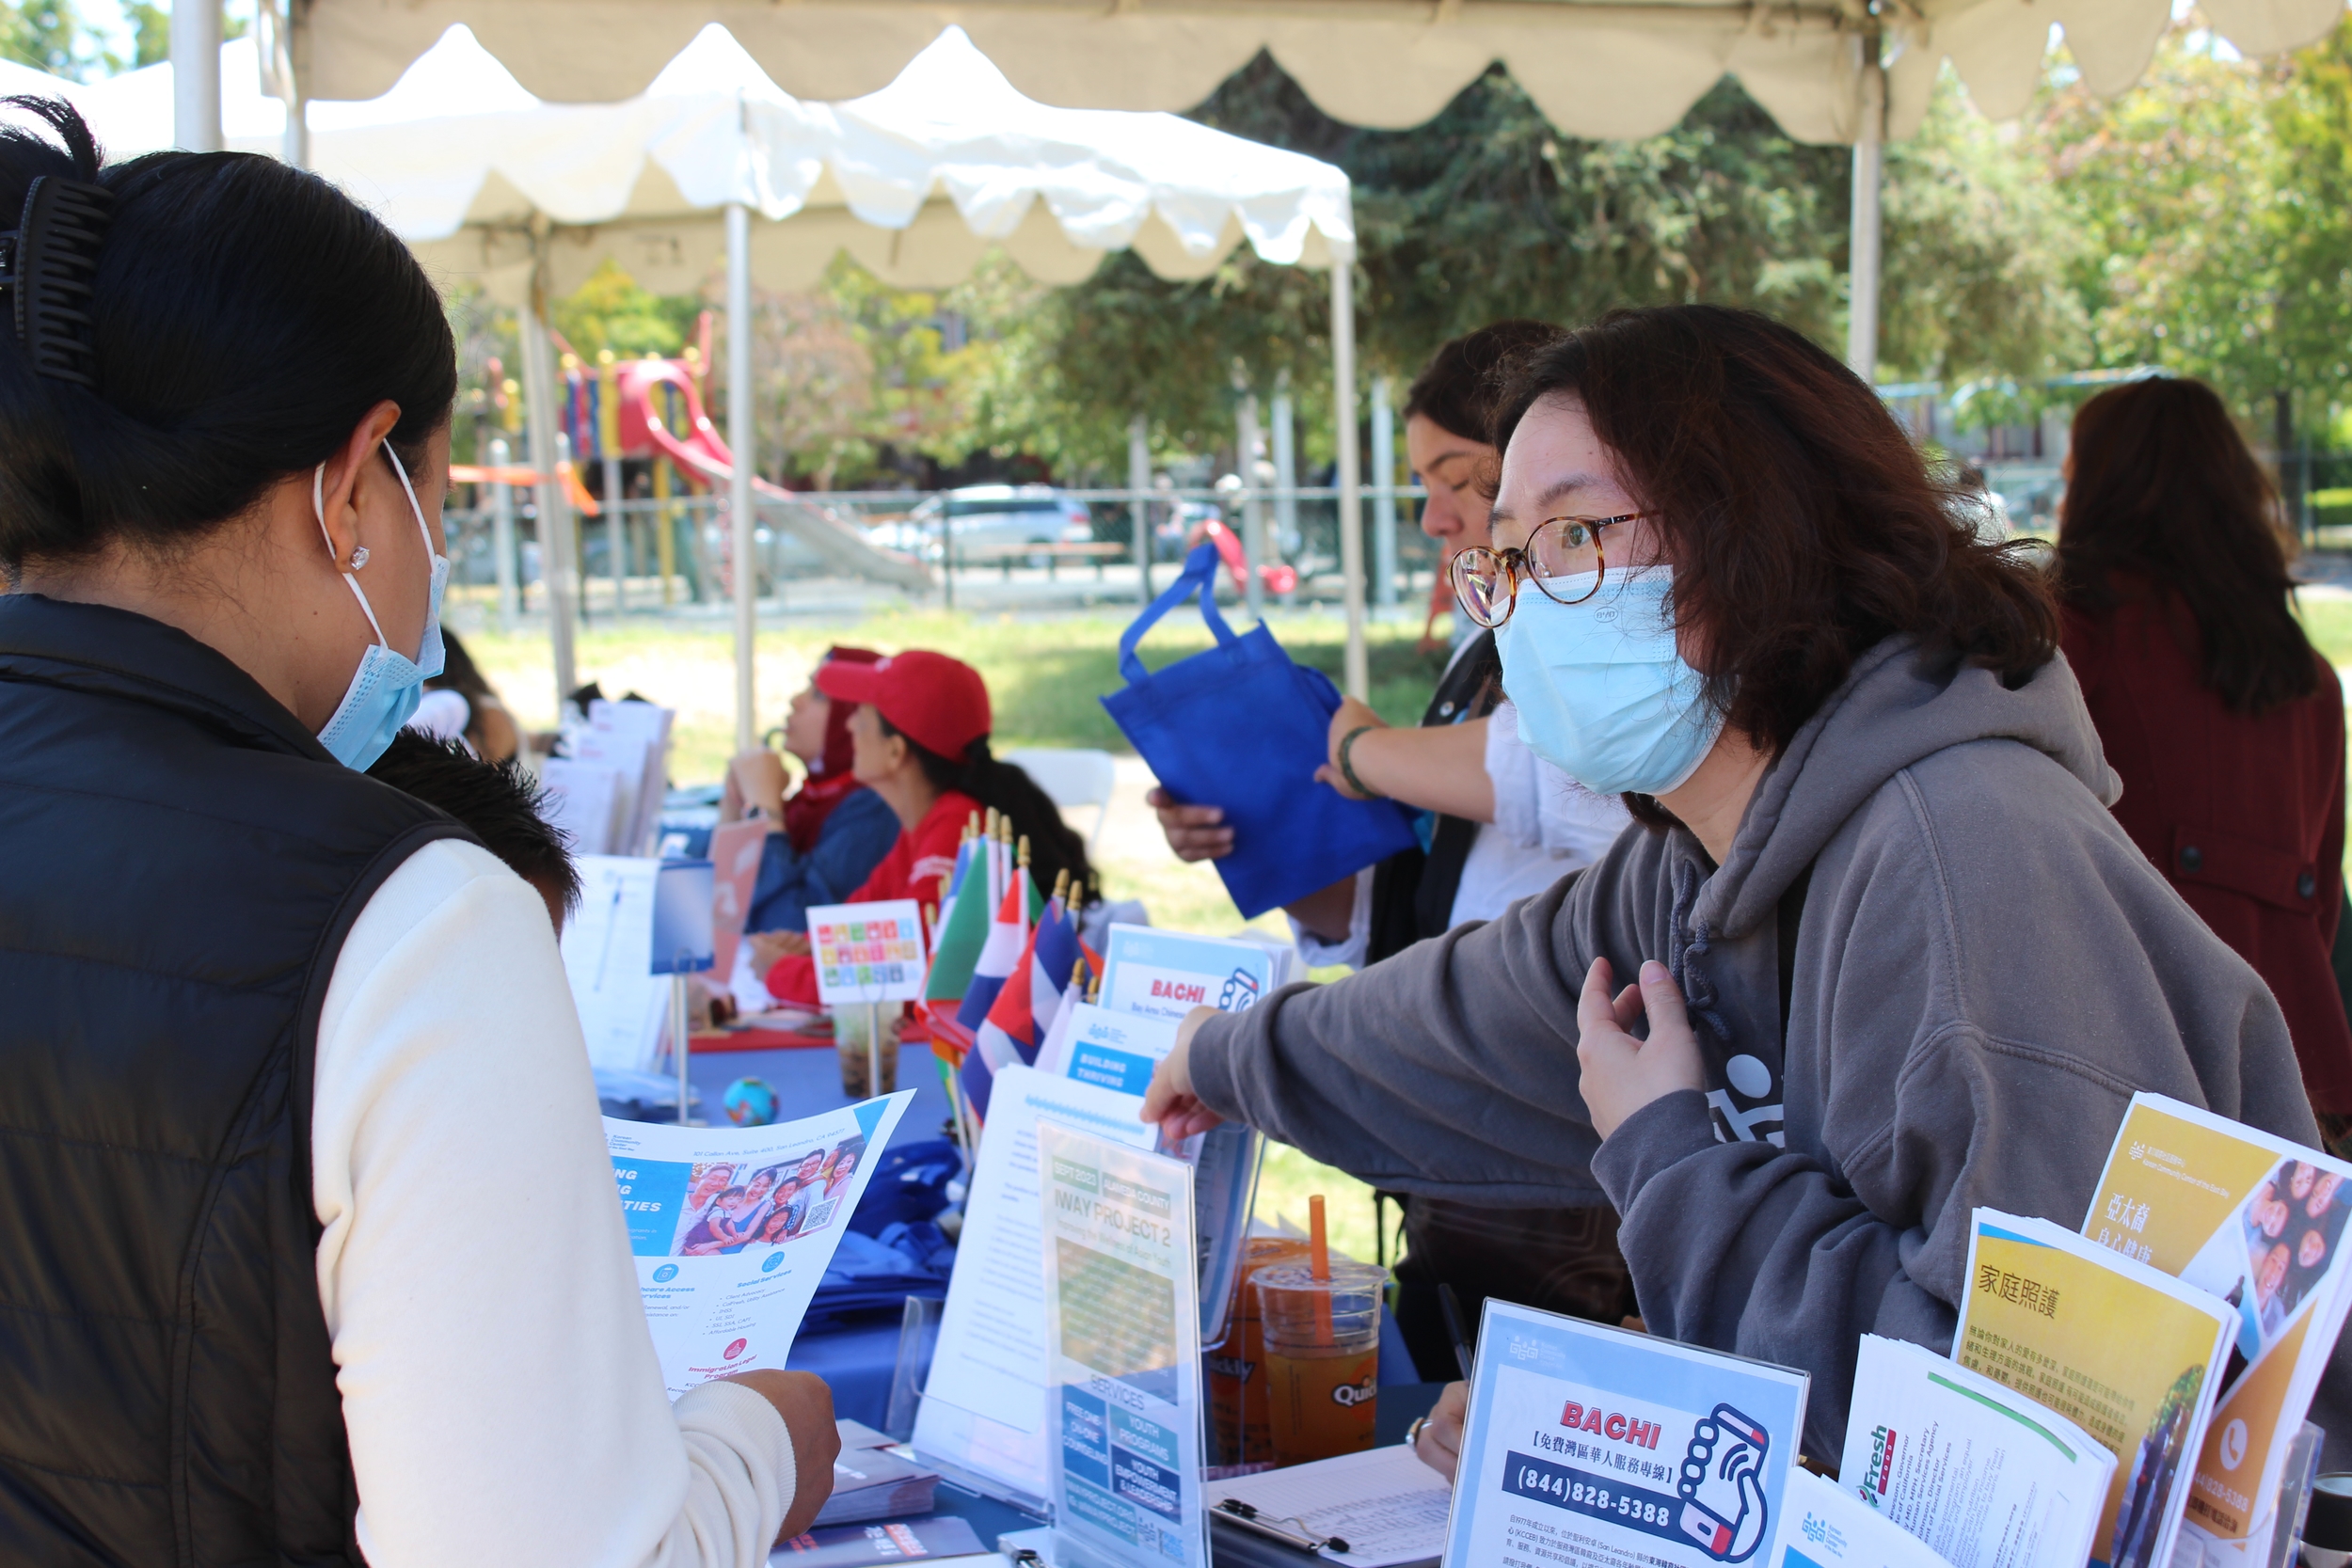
<box><xmin>1027</xmin><ymin>893</ymin><xmax>1089</xmax><ymax>1042</ymax></box>
<box><xmin>961</xmin><ymin>892</ymin><xmax>1097</xmax><ymax>1121</ymax></box>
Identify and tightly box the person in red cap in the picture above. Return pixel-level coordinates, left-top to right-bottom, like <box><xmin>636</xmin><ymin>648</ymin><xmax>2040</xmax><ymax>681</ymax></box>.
<box><xmin>757</xmin><ymin>649</ymin><xmax>1093</xmax><ymax>1005</ymax></box>
<box><xmin>722</xmin><ymin>646</ymin><xmax>901</xmax><ymax>941</ymax></box>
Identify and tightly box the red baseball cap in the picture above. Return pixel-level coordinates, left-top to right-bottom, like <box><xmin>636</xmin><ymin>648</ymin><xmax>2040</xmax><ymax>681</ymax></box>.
<box><xmin>815</xmin><ymin>649</ymin><xmax>992</xmax><ymax>760</ymax></box>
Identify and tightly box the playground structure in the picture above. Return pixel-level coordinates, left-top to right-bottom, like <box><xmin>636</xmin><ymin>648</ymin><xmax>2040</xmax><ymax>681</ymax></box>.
<box><xmin>543</xmin><ymin>321</ymin><xmax>934</xmax><ymax>597</ymax></box>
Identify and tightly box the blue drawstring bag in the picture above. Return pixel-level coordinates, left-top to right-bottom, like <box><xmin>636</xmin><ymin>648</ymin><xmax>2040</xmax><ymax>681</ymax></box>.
<box><xmin>1101</xmin><ymin>543</ymin><xmax>1420</xmax><ymax>919</ymax></box>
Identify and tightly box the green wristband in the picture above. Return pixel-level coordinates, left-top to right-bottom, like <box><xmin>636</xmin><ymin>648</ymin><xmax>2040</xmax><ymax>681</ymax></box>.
<box><xmin>1337</xmin><ymin>725</ymin><xmax>1385</xmax><ymax>800</ymax></box>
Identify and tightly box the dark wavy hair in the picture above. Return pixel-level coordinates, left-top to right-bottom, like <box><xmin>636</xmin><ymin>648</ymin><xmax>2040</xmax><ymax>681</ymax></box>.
<box><xmin>1404</xmin><ymin>319</ymin><xmax>1564</xmax><ymax>446</ymax></box>
<box><xmin>2056</xmin><ymin>377</ymin><xmax>2319</xmax><ymax>715</ymax></box>
<box><xmin>0</xmin><ymin>97</ymin><xmax>454</xmax><ymax>574</ymax></box>
<box><xmin>1493</xmin><ymin>305</ymin><xmax>2058</xmax><ymax>768</ymax></box>
<box><xmin>873</xmin><ymin>717</ymin><xmax>1095</xmax><ymax>900</ymax></box>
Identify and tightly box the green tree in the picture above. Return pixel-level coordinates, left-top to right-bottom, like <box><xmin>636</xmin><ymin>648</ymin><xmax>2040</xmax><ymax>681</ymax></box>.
<box><xmin>122</xmin><ymin>1</ymin><xmax>167</xmax><ymax>69</ymax></box>
<box><xmin>2</xmin><ymin>0</ymin><xmax>97</xmax><ymax>79</ymax></box>
<box><xmin>2034</xmin><ymin>19</ymin><xmax>2352</xmax><ymax>438</ymax></box>
<box><xmin>1878</xmin><ymin>66</ymin><xmax>2090</xmax><ymax>390</ymax></box>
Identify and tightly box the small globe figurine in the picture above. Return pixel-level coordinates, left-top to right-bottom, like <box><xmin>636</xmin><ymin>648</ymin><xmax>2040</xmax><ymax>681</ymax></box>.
<box><xmin>722</xmin><ymin>1076</ymin><xmax>779</xmax><ymax>1128</ymax></box>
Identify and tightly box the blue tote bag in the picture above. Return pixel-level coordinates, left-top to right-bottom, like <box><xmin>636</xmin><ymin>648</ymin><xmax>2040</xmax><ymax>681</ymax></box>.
<box><xmin>1101</xmin><ymin>543</ymin><xmax>1419</xmax><ymax>920</ymax></box>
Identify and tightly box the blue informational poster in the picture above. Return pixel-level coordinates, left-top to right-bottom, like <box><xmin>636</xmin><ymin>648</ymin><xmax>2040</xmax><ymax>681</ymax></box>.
<box><xmin>1443</xmin><ymin>1300</ymin><xmax>1810</xmax><ymax>1568</ymax></box>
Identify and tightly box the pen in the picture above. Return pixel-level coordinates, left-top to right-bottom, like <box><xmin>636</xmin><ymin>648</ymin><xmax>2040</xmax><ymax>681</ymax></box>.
<box><xmin>1215</xmin><ymin>1498</ymin><xmax>1351</xmax><ymax>1556</ymax></box>
<box><xmin>1438</xmin><ymin>1283</ymin><xmax>1475</xmax><ymax>1382</ymax></box>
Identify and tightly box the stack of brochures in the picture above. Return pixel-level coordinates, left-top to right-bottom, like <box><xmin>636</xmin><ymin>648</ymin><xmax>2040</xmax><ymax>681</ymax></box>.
<box><xmin>770</xmin><ymin>1514</ymin><xmax>987</xmax><ymax>1564</ymax></box>
<box><xmin>1837</xmin><ymin>1334</ymin><xmax>2113</xmax><ymax>1567</ymax></box>
<box><xmin>1952</xmin><ymin>1208</ymin><xmax>2234</xmax><ymax>1568</ymax></box>
<box><xmin>811</xmin><ymin>1421</ymin><xmax>940</xmax><ymax>1528</ymax></box>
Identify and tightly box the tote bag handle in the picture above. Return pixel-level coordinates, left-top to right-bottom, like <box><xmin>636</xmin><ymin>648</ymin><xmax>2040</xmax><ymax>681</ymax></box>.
<box><xmin>1117</xmin><ymin>541</ymin><xmax>1239</xmax><ymax>686</ymax></box>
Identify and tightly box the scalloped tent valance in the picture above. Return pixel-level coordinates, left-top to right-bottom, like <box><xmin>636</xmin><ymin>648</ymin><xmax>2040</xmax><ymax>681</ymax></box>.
<box><xmin>49</xmin><ymin>26</ymin><xmax>1354</xmax><ymax>300</ymax></box>
<box><xmin>294</xmin><ymin>0</ymin><xmax>2348</xmax><ymax>149</ymax></box>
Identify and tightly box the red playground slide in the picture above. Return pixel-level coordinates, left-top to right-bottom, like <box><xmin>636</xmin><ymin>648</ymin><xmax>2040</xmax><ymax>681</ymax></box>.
<box><xmin>1186</xmin><ymin>517</ymin><xmax>1300</xmax><ymax>598</ymax></box>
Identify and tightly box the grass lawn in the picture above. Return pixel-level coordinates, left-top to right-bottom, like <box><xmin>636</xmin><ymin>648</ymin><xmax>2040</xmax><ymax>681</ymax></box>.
<box><xmin>455</xmin><ymin>601</ymin><xmax>1447</xmax><ymax>1271</ymax></box>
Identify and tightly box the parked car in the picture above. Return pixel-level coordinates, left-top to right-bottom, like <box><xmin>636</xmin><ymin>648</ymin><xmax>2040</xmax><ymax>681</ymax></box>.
<box><xmin>868</xmin><ymin>484</ymin><xmax>1091</xmax><ymax>564</ymax></box>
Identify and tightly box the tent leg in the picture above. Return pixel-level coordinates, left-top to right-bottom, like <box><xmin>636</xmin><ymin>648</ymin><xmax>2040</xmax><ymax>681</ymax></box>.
<box><xmin>171</xmin><ymin>0</ymin><xmax>221</xmax><ymax>152</ymax></box>
<box><xmin>1237</xmin><ymin>390</ymin><xmax>1264</xmax><ymax>621</ymax></box>
<box><xmin>520</xmin><ymin>300</ymin><xmax>578</xmax><ymax>707</ymax></box>
<box><xmin>727</xmin><ymin>202</ymin><xmax>758</xmax><ymax>757</ymax></box>
<box><xmin>1129</xmin><ymin>414</ymin><xmax>1152</xmax><ymax>603</ymax></box>
<box><xmin>1845</xmin><ymin>54</ymin><xmax>1886</xmax><ymax>384</ymax></box>
<box><xmin>1370</xmin><ymin>374</ymin><xmax>1397</xmax><ymax>610</ymax></box>
<box><xmin>1330</xmin><ymin>254</ymin><xmax>1367</xmax><ymax>700</ymax></box>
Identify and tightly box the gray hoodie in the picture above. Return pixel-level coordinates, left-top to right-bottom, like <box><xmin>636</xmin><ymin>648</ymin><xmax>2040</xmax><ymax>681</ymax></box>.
<box><xmin>1189</xmin><ymin>636</ymin><xmax>2322</xmax><ymax>1464</ymax></box>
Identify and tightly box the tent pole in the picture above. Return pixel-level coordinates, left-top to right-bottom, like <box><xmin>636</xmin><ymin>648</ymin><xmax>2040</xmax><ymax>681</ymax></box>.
<box><xmin>1845</xmin><ymin>43</ymin><xmax>1886</xmax><ymax>384</ymax></box>
<box><xmin>1370</xmin><ymin>374</ymin><xmax>1397</xmax><ymax>610</ymax></box>
<box><xmin>727</xmin><ymin>201</ymin><xmax>758</xmax><ymax>756</ymax></box>
<box><xmin>171</xmin><ymin>0</ymin><xmax>222</xmax><ymax>152</ymax></box>
<box><xmin>1330</xmin><ymin>250</ymin><xmax>1367</xmax><ymax>700</ymax></box>
<box><xmin>519</xmin><ymin>294</ymin><xmax>578</xmax><ymax>707</ymax></box>
<box><xmin>1237</xmin><ymin>388</ymin><xmax>1264</xmax><ymax>621</ymax></box>
<box><xmin>1272</xmin><ymin>372</ymin><xmax>1297</xmax><ymax>569</ymax></box>
<box><xmin>1128</xmin><ymin>414</ymin><xmax>1152</xmax><ymax>603</ymax></box>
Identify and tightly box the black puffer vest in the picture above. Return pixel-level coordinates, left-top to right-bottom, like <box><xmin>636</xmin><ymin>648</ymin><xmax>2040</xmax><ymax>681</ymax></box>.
<box><xmin>0</xmin><ymin>594</ymin><xmax>471</xmax><ymax>1565</ymax></box>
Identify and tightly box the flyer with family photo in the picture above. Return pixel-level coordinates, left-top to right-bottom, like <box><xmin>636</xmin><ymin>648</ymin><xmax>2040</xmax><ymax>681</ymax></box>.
<box><xmin>603</xmin><ymin>1091</ymin><xmax>913</xmax><ymax>1398</ymax></box>
<box><xmin>2082</xmin><ymin>1093</ymin><xmax>2352</xmax><ymax>1568</ymax></box>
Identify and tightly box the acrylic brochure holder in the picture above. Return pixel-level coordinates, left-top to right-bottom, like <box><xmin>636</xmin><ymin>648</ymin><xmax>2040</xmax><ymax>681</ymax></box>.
<box><xmin>1039</xmin><ymin>1123</ymin><xmax>1210</xmax><ymax>1568</ymax></box>
<box><xmin>650</xmin><ymin>858</ymin><xmax>715</xmax><ymax>1126</ymax></box>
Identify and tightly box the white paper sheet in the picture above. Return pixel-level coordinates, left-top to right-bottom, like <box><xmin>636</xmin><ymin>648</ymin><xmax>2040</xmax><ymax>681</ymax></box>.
<box><xmin>912</xmin><ymin>1066</ymin><xmax>1158</xmax><ymax>1506</ymax></box>
<box><xmin>563</xmin><ymin>854</ymin><xmax>670</xmax><ymax>1071</ymax></box>
<box><xmin>1211</xmin><ymin>1444</ymin><xmax>1451</xmax><ymax>1567</ymax></box>
<box><xmin>1836</xmin><ymin>1334</ymin><xmax>2110</xmax><ymax>1568</ymax></box>
<box><xmin>605</xmin><ymin>1090</ymin><xmax>912</xmax><ymax>1399</ymax></box>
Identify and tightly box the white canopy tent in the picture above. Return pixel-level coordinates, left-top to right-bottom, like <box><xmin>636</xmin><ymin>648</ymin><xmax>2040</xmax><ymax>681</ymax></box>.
<box><xmin>253</xmin><ymin>0</ymin><xmax>2351</xmax><ymax>403</ymax></box>
<box><xmin>24</xmin><ymin>24</ymin><xmax>1359</xmax><ymax>733</ymax></box>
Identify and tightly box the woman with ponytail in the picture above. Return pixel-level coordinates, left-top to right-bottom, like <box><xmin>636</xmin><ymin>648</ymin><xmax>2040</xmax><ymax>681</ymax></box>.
<box><xmin>0</xmin><ymin>99</ymin><xmax>838</xmax><ymax>1565</ymax></box>
<box><xmin>755</xmin><ymin>648</ymin><xmax>1092</xmax><ymax>1005</ymax></box>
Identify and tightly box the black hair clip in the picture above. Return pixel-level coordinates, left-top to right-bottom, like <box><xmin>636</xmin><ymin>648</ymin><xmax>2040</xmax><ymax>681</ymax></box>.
<box><xmin>0</xmin><ymin>172</ymin><xmax>113</xmax><ymax>388</ymax></box>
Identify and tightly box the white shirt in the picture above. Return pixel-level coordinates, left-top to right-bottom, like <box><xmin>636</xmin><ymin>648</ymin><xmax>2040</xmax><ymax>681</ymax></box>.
<box><xmin>313</xmin><ymin>839</ymin><xmax>796</xmax><ymax>1568</ymax></box>
<box><xmin>1290</xmin><ymin>699</ymin><xmax>1630</xmax><ymax>971</ymax></box>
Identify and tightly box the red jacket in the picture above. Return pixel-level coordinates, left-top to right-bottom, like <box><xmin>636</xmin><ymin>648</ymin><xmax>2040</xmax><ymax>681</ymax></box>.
<box><xmin>765</xmin><ymin>789</ymin><xmax>980</xmax><ymax>1005</ymax></box>
<box><xmin>2062</xmin><ymin>590</ymin><xmax>2352</xmax><ymax>1109</ymax></box>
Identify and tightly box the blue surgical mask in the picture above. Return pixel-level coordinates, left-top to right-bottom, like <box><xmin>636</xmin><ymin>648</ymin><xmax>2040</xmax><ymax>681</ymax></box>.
<box><xmin>1496</xmin><ymin>564</ymin><xmax>1724</xmax><ymax>797</ymax></box>
<box><xmin>314</xmin><ymin>443</ymin><xmax>448</xmax><ymax>771</ymax></box>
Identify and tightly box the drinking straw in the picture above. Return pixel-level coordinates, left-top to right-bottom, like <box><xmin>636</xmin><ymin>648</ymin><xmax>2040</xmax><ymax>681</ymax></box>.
<box><xmin>1309</xmin><ymin>1195</ymin><xmax>1333</xmax><ymax>1346</ymax></box>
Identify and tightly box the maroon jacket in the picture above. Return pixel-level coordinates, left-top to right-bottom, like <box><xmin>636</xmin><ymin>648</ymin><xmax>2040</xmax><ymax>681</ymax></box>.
<box><xmin>2062</xmin><ymin>589</ymin><xmax>2352</xmax><ymax>1110</ymax></box>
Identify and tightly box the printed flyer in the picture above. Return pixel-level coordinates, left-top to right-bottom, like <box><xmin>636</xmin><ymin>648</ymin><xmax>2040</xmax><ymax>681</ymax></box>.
<box><xmin>1954</xmin><ymin>1210</ymin><xmax>2233</xmax><ymax>1568</ymax></box>
<box><xmin>1769</xmin><ymin>1470</ymin><xmax>1952</xmax><ymax>1568</ymax></box>
<box><xmin>1440</xmin><ymin>1299</ymin><xmax>1810</xmax><ymax>1568</ymax></box>
<box><xmin>1040</xmin><ymin>1122</ymin><xmax>1208</xmax><ymax>1568</ymax></box>
<box><xmin>1836</xmin><ymin>1333</ymin><xmax>2111</xmax><ymax>1568</ymax></box>
<box><xmin>1098</xmin><ymin>924</ymin><xmax>1284</xmax><ymax>1022</ymax></box>
<box><xmin>2082</xmin><ymin>1093</ymin><xmax>2352</xmax><ymax>1568</ymax></box>
<box><xmin>603</xmin><ymin>1090</ymin><xmax>912</xmax><ymax>1398</ymax></box>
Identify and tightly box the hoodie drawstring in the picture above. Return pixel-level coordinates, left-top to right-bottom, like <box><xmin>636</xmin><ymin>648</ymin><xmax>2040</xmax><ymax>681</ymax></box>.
<box><xmin>1667</xmin><ymin>856</ymin><xmax>1733</xmax><ymax>1045</ymax></box>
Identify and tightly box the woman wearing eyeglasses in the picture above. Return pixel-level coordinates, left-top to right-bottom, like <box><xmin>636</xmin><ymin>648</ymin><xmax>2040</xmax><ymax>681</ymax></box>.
<box><xmin>1142</xmin><ymin>305</ymin><xmax>2329</xmax><ymax>1473</ymax></box>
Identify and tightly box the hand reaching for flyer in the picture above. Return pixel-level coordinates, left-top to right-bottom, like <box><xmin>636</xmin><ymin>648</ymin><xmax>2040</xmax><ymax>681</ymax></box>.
<box><xmin>1576</xmin><ymin>957</ymin><xmax>1707</xmax><ymax>1141</ymax></box>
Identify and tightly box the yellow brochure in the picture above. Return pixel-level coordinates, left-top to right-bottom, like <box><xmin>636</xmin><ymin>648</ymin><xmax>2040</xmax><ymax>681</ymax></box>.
<box><xmin>1955</xmin><ymin>1209</ymin><xmax>2233</xmax><ymax>1568</ymax></box>
<box><xmin>2083</xmin><ymin>1093</ymin><xmax>2352</xmax><ymax>1568</ymax></box>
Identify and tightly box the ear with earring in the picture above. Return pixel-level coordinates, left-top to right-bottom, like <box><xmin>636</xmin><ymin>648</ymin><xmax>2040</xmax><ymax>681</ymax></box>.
<box><xmin>348</xmin><ymin>546</ymin><xmax>370</xmax><ymax>570</ymax></box>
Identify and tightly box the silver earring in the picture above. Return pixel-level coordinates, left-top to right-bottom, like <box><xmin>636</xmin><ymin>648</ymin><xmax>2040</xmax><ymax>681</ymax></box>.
<box><xmin>349</xmin><ymin>546</ymin><xmax>370</xmax><ymax>570</ymax></box>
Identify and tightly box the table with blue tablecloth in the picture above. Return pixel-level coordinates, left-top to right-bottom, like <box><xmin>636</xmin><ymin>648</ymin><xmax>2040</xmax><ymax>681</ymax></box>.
<box><xmin>673</xmin><ymin>1035</ymin><xmax>1417</xmax><ymax>1431</ymax></box>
